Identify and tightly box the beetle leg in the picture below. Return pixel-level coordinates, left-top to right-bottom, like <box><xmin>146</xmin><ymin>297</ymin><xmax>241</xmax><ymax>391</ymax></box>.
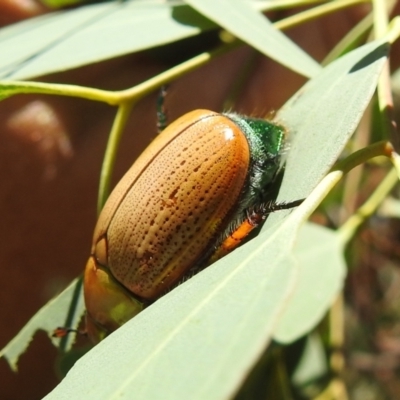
<box><xmin>52</xmin><ymin>326</ymin><xmax>87</xmax><ymax>339</ymax></box>
<box><xmin>208</xmin><ymin>211</ymin><xmax>262</xmax><ymax>264</ymax></box>
<box><xmin>209</xmin><ymin>198</ymin><xmax>304</xmax><ymax>264</ymax></box>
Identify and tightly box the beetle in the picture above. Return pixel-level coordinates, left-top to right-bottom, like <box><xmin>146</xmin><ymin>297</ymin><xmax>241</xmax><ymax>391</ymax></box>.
<box><xmin>83</xmin><ymin>109</ymin><xmax>296</xmax><ymax>343</ymax></box>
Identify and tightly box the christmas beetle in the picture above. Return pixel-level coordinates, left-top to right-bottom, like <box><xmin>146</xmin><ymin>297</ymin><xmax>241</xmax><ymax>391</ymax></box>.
<box><xmin>83</xmin><ymin>109</ymin><xmax>298</xmax><ymax>343</ymax></box>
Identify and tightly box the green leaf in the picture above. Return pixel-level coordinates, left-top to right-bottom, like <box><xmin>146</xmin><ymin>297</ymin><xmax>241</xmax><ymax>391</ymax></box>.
<box><xmin>40</xmin><ymin>0</ymin><xmax>91</xmax><ymax>9</ymax></box>
<box><xmin>42</xmin><ymin>40</ymin><xmax>388</xmax><ymax>399</ymax></box>
<box><xmin>266</xmin><ymin>38</ymin><xmax>388</xmax><ymax>343</ymax></box>
<box><xmin>0</xmin><ymin>278</ymin><xmax>84</xmax><ymax>371</ymax></box>
<box><xmin>45</xmin><ymin>217</ymin><xmax>300</xmax><ymax>400</ymax></box>
<box><xmin>0</xmin><ymin>0</ymin><xmax>216</xmax><ymax>80</ymax></box>
<box><xmin>0</xmin><ymin>0</ymin><xmax>320</xmax><ymax>81</ymax></box>
<box><xmin>273</xmin><ymin>223</ymin><xmax>346</xmax><ymax>343</ymax></box>
<box><xmin>292</xmin><ymin>333</ymin><xmax>328</xmax><ymax>387</ymax></box>
<box><xmin>378</xmin><ymin>196</ymin><xmax>400</xmax><ymax>218</ymax></box>
<box><xmin>185</xmin><ymin>0</ymin><xmax>321</xmax><ymax>78</ymax></box>
<box><xmin>268</xmin><ymin>38</ymin><xmax>390</xmax><ymax>217</ymax></box>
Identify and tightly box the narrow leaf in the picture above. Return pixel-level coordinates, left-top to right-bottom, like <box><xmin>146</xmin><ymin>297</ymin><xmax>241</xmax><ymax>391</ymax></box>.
<box><xmin>267</xmin><ymin>38</ymin><xmax>389</xmax><ymax>227</ymax></box>
<box><xmin>185</xmin><ymin>0</ymin><xmax>321</xmax><ymax>78</ymax></box>
<box><xmin>44</xmin><ymin>220</ymin><xmax>300</xmax><ymax>400</ymax></box>
<box><xmin>0</xmin><ymin>1</ymin><xmax>216</xmax><ymax>80</ymax></box>
<box><xmin>274</xmin><ymin>223</ymin><xmax>346</xmax><ymax>343</ymax></box>
<box><xmin>0</xmin><ymin>278</ymin><xmax>84</xmax><ymax>370</ymax></box>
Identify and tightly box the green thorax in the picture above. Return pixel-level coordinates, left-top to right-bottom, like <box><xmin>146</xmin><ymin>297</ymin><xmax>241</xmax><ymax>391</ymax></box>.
<box><xmin>224</xmin><ymin>113</ymin><xmax>285</xmax><ymax>210</ymax></box>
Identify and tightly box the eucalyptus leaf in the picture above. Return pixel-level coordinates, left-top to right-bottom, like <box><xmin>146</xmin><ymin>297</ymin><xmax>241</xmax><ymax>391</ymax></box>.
<box><xmin>185</xmin><ymin>0</ymin><xmax>321</xmax><ymax>78</ymax></box>
<box><xmin>44</xmin><ymin>216</ymin><xmax>300</xmax><ymax>400</ymax></box>
<box><xmin>266</xmin><ymin>38</ymin><xmax>390</xmax><ymax>229</ymax></box>
<box><xmin>43</xmin><ymin>39</ymin><xmax>388</xmax><ymax>399</ymax></box>
<box><xmin>266</xmin><ymin>38</ymin><xmax>388</xmax><ymax>343</ymax></box>
<box><xmin>378</xmin><ymin>196</ymin><xmax>400</xmax><ymax>218</ymax></box>
<box><xmin>292</xmin><ymin>333</ymin><xmax>328</xmax><ymax>387</ymax></box>
<box><xmin>0</xmin><ymin>0</ymin><xmax>303</xmax><ymax>81</ymax></box>
<box><xmin>0</xmin><ymin>278</ymin><xmax>84</xmax><ymax>371</ymax></box>
<box><xmin>273</xmin><ymin>223</ymin><xmax>346</xmax><ymax>343</ymax></box>
<box><xmin>0</xmin><ymin>0</ymin><xmax>216</xmax><ymax>80</ymax></box>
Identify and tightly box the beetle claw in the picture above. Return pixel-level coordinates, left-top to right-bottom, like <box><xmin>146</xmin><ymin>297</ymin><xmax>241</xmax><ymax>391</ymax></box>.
<box><xmin>52</xmin><ymin>326</ymin><xmax>87</xmax><ymax>339</ymax></box>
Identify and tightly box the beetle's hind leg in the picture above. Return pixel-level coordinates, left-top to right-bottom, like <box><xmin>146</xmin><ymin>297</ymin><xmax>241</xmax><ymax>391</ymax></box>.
<box><xmin>208</xmin><ymin>198</ymin><xmax>304</xmax><ymax>264</ymax></box>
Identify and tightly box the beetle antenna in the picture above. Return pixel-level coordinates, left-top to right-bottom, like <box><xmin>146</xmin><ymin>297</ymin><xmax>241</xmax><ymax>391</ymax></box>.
<box><xmin>250</xmin><ymin>198</ymin><xmax>304</xmax><ymax>221</ymax></box>
<box><xmin>261</xmin><ymin>198</ymin><xmax>304</xmax><ymax>213</ymax></box>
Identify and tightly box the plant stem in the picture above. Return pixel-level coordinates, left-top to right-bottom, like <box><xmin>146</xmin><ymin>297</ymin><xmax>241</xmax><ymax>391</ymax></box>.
<box><xmin>0</xmin><ymin>81</ymin><xmax>119</xmax><ymax>104</ymax></box>
<box><xmin>292</xmin><ymin>142</ymin><xmax>394</xmax><ymax>223</ymax></box>
<box><xmin>275</xmin><ymin>0</ymin><xmax>369</xmax><ymax>31</ymax></box>
<box><xmin>338</xmin><ymin>167</ymin><xmax>399</xmax><ymax>245</ymax></box>
<box><xmin>372</xmin><ymin>0</ymin><xmax>399</xmax><ymax>149</ymax></box>
<box><xmin>322</xmin><ymin>12</ymin><xmax>374</xmax><ymax>66</ymax></box>
<box><xmin>329</xmin><ymin>294</ymin><xmax>345</xmax><ymax>375</ymax></box>
<box><xmin>97</xmin><ymin>101</ymin><xmax>135</xmax><ymax>213</ymax></box>
<box><xmin>313</xmin><ymin>378</ymin><xmax>348</xmax><ymax>400</ymax></box>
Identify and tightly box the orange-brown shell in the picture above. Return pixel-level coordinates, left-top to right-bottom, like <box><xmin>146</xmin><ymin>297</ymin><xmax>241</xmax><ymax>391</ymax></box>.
<box><xmin>93</xmin><ymin>110</ymin><xmax>250</xmax><ymax>300</ymax></box>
